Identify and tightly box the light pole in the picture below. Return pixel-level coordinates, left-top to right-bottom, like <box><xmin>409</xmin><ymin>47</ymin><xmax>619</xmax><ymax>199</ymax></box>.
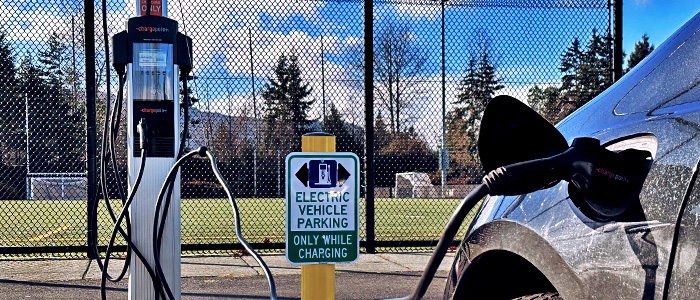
<box><xmin>440</xmin><ymin>0</ymin><xmax>448</xmax><ymax>194</ymax></box>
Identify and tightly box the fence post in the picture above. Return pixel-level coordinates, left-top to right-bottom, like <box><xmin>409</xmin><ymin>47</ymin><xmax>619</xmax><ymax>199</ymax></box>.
<box><xmin>613</xmin><ymin>0</ymin><xmax>623</xmax><ymax>81</ymax></box>
<box><xmin>84</xmin><ymin>0</ymin><xmax>98</xmax><ymax>260</ymax></box>
<box><xmin>364</xmin><ymin>0</ymin><xmax>377</xmax><ymax>255</ymax></box>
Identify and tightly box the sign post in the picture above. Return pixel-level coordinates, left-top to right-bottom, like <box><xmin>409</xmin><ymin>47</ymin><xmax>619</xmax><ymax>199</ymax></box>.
<box><xmin>286</xmin><ymin>133</ymin><xmax>360</xmax><ymax>300</ymax></box>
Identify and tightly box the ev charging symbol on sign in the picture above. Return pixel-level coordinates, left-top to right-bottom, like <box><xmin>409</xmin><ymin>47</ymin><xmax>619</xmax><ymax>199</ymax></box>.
<box><xmin>309</xmin><ymin>160</ymin><xmax>337</xmax><ymax>188</ymax></box>
<box><xmin>285</xmin><ymin>153</ymin><xmax>359</xmax><ymax>265</ymax></box>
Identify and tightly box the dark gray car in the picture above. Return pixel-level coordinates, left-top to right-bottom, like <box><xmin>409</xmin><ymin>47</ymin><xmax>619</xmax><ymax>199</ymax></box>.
<box><xmin>444</xmin><ymin>11</ymin><xmax>700</xmax><ymax>300</ymax></box>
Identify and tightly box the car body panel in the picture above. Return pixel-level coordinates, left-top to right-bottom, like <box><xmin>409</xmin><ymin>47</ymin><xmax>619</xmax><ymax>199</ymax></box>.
<box><xmin>449</xmin><ymin>12</ymin><xmax>700</xmax><ymax>300</ymax></box>
<box><xmin>666</xmin><ymin>176</ymin><xmax>700</xmax><ymax>299</ymax></box>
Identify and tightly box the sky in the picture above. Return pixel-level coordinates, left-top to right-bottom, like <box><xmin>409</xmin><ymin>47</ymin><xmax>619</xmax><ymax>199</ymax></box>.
<box><xmin>625</xmin><ymin>0</ymin><xmax>700</xmax><ymax>61</ymax></box>
<box><xmin>3</xmin><ymin>0</ymin><xmax>700</xmax><ymax>149</ymax></box>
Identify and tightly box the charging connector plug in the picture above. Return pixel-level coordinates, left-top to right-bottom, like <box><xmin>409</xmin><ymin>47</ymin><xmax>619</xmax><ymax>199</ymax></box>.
<box><xmin>483</xmin><ymin>137</ymin><xmax>650</xmax><ymax>220</ymax></box>
<box><xmin>137</xmin><ymin>118</ymin><xmax>148</xmax><ymax>151</ymax></box>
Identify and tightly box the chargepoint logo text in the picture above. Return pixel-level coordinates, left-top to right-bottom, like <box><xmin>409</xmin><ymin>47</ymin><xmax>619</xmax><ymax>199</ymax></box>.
<box><xmin>136</xmin><ymin>26</ymin><xmax>170</xmax><ymax>33</ymax></box>
<box><xmin>140</xmin><ymin>108</ymin><xmax>167</xmax><ymax>114</ymax></box>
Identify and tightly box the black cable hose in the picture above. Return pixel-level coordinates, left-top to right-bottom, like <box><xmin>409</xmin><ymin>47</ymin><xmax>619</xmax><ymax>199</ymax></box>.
<box><xmin>151</xmin><ymin>150</ymin><xmax>198</xmax><ymax>300</ymax></box>
<box><xmin>100</xmin><ymin>148</ymin><xmax>172</xmax><ymax>300</ymax></box>
<box><xmin>205</xmin><ymin>150</ymin><xmax>278</xmax><ymax>300</ymax></box>
<box><xmin>96</xmin><ymin>76</ymin><xmax>183</xmax><ymax>299</ymax></box>
<box><xmin>389</xmin><ymin>184</ymin><xmax>489</xmax><ymax>300</ymax></box>
<box><xmin>108</xmin><ymin>73</ymin><xmax>127</xmax><ymax>205</ymax></box>
<box><xmin>150</xmin><ymin>147</ymin><xmax>278</xmax><ymax>300</ymax></box>
<box><xmin>152</xmin><ymin>73</ymin><xmax>191</xmax><ymax>300</ymax></box>
<box><xmin>94</xmin><ymin>72</ymin><xmax>130</xmax><ymax>282</ymax></box>
<box><xmin>156</xmin><ymin>74</ymin><xmax>190</xmax><ymax>252</ymax></box>
<box><xmin>93</xmin><ymin>0</ymin><xmax>126</xmax><ymax>278</ymax></box>
<box><xmin>95</xmin><ymin>73</ymin><xmax>169</xmax><ymax>299</ymax></box>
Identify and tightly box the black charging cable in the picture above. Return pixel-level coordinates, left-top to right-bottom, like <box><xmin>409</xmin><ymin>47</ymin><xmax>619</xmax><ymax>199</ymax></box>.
<box><xmin>100</xmin><ymin>119</ymin><xmax>175</xmax><ymax>300</ymax></box>
<box><xmin>389</xmin><ymin>184</ymin><xmax>489</xmax><ymax>300</ymax></box>
<box><xmin>149</xmin><ymin>67</ymin><xmax>192</xmax><ymax>300</ymax></box>
<box><xmin>394</xmin><ymin>137</ymin><xmax>649</xmax><ymax>300</ymax></box>
<box><xmin>94</xmin><ymin>68</ymin><xmax>171</xmax><ymax>299</ymax></box>
<box><xmin>145</xmin><ymin>64</ymin><xmax>275</xmax><ymax>300</ymax></box>
<box><xmin>94</xmin><ymin>71</ymin><xmax>129</xmax><ymax>282</ymax></box>
<box><xmin>149</xmin><ymin>147</ymin><xmax>278</xmax><ymax>300</ymax></box>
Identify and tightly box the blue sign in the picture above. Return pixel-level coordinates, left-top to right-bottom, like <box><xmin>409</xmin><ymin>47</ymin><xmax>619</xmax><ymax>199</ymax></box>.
<box><xmin>308</xmin><ymin>160</ymin><xmax>337</xmax><ymax>188</ymax></box>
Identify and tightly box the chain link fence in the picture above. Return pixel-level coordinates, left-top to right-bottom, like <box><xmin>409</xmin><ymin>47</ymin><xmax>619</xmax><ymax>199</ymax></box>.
<box><xmin>0</xmin><ymin>0</ymin><xmax>613</xmax><ymax>257</ymax></box>
<box><xmin>0</xmin><ymin>0</ymin><xmax>86</xmax><ymax>255</ymax></box>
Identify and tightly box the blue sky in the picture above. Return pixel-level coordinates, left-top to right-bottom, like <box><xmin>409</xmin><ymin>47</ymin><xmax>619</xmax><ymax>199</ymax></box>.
<box><xmin>625</xmin><ymin>0</ymin><xmax>700</xmax><ymax>60</ymax></box>
<box><xmin>4</xmin><ymin>0</ymin><xmax>700</xmax><ymax>147</ymax></box>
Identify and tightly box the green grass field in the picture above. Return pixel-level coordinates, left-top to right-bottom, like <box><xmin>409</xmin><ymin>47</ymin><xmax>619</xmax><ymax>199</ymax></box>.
<box><xmin>0</xmin><ymin>197</ymin><xmax>478</xmax><ymax>253</ymax></box>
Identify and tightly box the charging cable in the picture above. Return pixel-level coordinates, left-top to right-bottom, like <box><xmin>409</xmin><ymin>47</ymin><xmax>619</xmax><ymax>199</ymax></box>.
<box><xmin>93</xmin><ymin>64</ymin><xmax>171</xmax><ymax>299</ymax></box>
<box><xmin>150</xmin><ymin>147</ymin><xmax>278</xmax><ymax>300</ymax></box>
<box><xmin>95</xmin><ymin>62</ymin><xmax>173</xmax><ymax>298</ymax></box>
<box><xmin>393</xmin><ymin>137</ymin><xmax>649</xmax><ymax>300</ymax></box>
<box><xmin>100</xmin><ymin>118</ymin><xmax>175</xmax><ymax>300</ymax></box>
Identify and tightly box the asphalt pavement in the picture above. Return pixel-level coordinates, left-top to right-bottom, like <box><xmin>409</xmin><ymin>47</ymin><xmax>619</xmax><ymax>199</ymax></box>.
<box><xmin>0</xmin><ymin>252</ymin><xmax>454</xmax><ymax>299</ymax></box>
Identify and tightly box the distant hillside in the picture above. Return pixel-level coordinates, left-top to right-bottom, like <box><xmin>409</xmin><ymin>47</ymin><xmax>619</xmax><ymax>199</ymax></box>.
<box><xmin>184</xmin><ymin>107</ymin><xmax>361</xmax><ymax>150</ymax></box>
<box><xmin>185</xmin><ymin>107</ymin><xmax>260</xmax><ymax>150</ymax></box>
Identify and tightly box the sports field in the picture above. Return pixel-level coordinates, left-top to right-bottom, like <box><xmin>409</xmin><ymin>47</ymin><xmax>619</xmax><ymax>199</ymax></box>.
<box><xmin>0</xmin><ymin>197</ymin><xmax>478</xmax><ymax>254</ymax></box>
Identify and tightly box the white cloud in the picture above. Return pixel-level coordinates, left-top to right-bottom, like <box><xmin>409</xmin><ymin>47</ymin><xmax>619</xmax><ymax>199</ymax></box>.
<box><xmin>394</xmin><ymin>3</ymin><xmax>441</xmax><ymax>21</ymax></box>
<box><xmin>630</xmin><ymin>0</ymin><xmax>651</xmax><ymax>6</ymax></box>
<box><xmin>126</xmin><ymin>0</ymin><xmax>324</xmax><ymax>19</ymax></box>
<box><xmin>162</xmin><ymin>0</ymin><xmax>326</xmax><ymax>70</ymax></box>
<box><xmin>225</xmin><ymin>29</ymin><xmax>342</xmax><ymax>77</ymax></box>
<box><xmin>0</xmin><ymin>7</ymin><xmax>74</xmax><ymax>43</ymax></box>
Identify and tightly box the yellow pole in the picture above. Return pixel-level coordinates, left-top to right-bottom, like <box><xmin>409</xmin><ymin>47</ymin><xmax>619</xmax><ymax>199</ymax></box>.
<box><xmin>300</xmin><ymin>132</ymin><xmax>336</xmax><ymax>300</ymax></box>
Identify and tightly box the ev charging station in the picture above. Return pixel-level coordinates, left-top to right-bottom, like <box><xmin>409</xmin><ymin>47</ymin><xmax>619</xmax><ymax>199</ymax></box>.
<box><xmin>127</xmin><ymin>17</ymin><xmax>180</xmax><ymax>299</ymax></box>
<box><xmin>111</xmin><ymin>2</ymin><xmax>192</xmax><ymax>299</ymax></box>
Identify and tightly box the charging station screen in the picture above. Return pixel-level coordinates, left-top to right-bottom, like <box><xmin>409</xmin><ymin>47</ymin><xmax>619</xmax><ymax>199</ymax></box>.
<box><xmin>133</xmin><ymin>42</ymin><xmax>173</xmax><ymax>101</ymax></box>
<box><xmin>139</xmin><ymin>49</ymin><xmax>167</xmax><ymax>67</ymax></box>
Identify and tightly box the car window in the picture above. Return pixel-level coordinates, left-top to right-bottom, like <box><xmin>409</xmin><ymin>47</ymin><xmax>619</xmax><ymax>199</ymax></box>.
<box><xmin>615</xmin><ymin>27</ymin><xmax>700</xmax><ymax>114</ymax></box>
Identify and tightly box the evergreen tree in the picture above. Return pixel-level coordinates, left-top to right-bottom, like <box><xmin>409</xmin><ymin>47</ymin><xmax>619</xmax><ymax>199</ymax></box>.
<box><xmin>452</xmin><ymin>56</ymin><xmax>479</xmax><ymax>122</ymax></box>
<box><xmin>261</xmin><ymin>53</ymin><xmax>313</xmax><ymax>151</ymax></box>
<box><xmin>22</xmin><ymin>33</ymin><xmax>84</xmax><ymax>173</ymax></box>
<box><xmin>0</xmin><ymin>31</ymin><xmax>26</xmax><ymax>199</ymax></box>
<box><xmin>322</xmin><ymin>103</ymin><xmax>363</xmax><ymax>155</ymax></box>
<box><xmin>0</xmin><ymin>31</ymin><xmax>22</xmax><ymax>164</ymax></box>
<box><xmin>527</xmin><ymin>85</ymin><xmax>562</xmax><ymax>122</ymax></box>
<box><xmin>558</xmin><ymin>29</ymin><xmax>615</xmax><ymax>116</ymax></box>
<box><xmin>582</xmin><ymin>29</ymin><xmax>613</xmax><ymax>101</ymax></box>
<box><xmin>559</xmin><ymin>37</ymin><xmax>583</xmax><ymax>107</ymax></box>
<box><xmin>322</xmin><ymin>103</ymin><xmax>345</xmax><ymax>137</ymax></box>
<box><xmin>0</xmin><ymin>31</ymin><xmax>16</xmax><ymax>97</ymax></box>
<box><xmin>626</xmin><ymin>33</ymin><xmax>654</xmax><ymax>72</ymax></box>
<box><xmin>19</xmin><ymin>56</ymin><xmax>49</xmax><ymax>172</ymax></box>
<box><xmin>445</xmin><ymin>44</ymin><xmax>503</xmax><ymax>184</ymax></box>
<box><xmin>38</xmin><ymin>33</ymin><xmax>68</xmax><ymax>88</ymax></box>
<box><xmin>452</xmin><ymin>50</ymin><xmax>503</xmax><ymax>134</ymax></box>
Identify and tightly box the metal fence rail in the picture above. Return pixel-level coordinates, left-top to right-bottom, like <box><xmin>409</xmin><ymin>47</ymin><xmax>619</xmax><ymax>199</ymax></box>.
<box><xmin>0</xmin><ymin>0</ymin><xmax>615</xmax><ymax>257</ymax></box>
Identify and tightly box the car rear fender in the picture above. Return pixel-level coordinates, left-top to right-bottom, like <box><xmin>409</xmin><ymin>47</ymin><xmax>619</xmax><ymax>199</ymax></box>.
<box><xmin>461</xmin><ymin>219</ymin><xmax>587</xmax><ymax>299</ymax></box>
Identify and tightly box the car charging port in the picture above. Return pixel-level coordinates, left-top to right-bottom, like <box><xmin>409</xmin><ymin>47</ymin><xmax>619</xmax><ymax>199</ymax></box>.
<box><xmin>483</xmin><ymin>137</ymin><xmax>652</xmax><ymax>221</ymax></box>
<box><xmin>568</xmin><ymin>138</ymin><xmax>654</xmax><ymax>221</ymax></box>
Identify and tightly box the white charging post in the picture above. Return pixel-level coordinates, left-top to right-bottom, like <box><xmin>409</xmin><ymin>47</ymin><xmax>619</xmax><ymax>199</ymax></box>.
<box><xmin>127</xmin><ymin>1</ymin><xmax>181</xmax><ymax>299</ymax></box>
